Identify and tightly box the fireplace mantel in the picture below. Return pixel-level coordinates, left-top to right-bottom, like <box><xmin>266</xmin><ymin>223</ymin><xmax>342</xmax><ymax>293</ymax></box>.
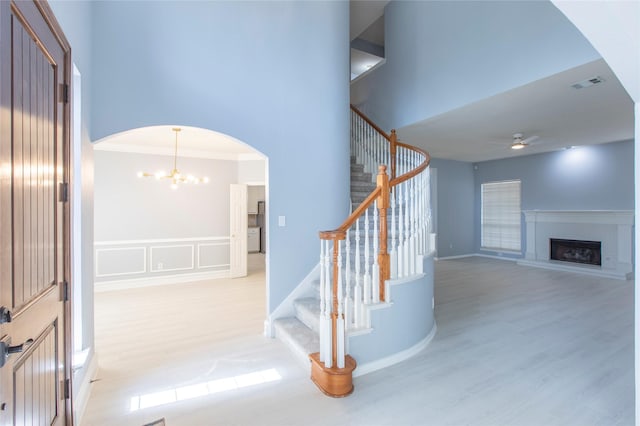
<box><xmin>518</xmin><ymin>210</ymin><xmax>633</xmax><ymax>280</ymax></box>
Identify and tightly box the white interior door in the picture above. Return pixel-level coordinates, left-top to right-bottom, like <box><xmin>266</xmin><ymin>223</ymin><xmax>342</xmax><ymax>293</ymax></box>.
<box><xmin>229</xmin><ymin>184</ymin><xmax>248</xmax><ymax>278</ymax></box>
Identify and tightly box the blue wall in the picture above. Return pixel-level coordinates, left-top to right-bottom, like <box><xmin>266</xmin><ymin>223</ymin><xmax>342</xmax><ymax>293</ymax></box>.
<box><xmin>429</xmin><ymin>159</ymin><xmax>475</xmax><ymax>257</ymax></box>
<box><xmin>474</xmin><ymin>140</ymin><xmax>635</xmax><ymax>255</ymax></box>
<box><xmin>351</xmin><ymin>0</ymin><xmax>600</xmax><ymax>131</ymax></box>
<box><xmin>87</xmin><ymin>1</ymin><xmax>350</xmax><ymax>312</ymax></box>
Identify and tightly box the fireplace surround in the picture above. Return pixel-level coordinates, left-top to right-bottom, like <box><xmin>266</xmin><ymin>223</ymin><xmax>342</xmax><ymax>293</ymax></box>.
<box><xmin>518</xmin><ymin>210</ymin><xmax>633</xmax><ymax>280</ymax></box>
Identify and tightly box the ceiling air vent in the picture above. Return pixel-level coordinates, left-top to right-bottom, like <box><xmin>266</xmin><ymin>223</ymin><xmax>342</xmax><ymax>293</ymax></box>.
<box><xmin>571</xmin><ymin>76</ymin><xmax>605</xmax><ymax>89</ymax></box>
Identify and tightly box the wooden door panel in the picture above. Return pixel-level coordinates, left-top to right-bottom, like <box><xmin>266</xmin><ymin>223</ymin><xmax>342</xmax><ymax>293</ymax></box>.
<box><xmin>13</xmin><ymin>322</ymin><xmax>59</xmax><ymax>426</ymax></box>
<box><xmin>11</xmin><ymin>18</ymin><xmax>57</xmax><ymax>310</ymax></box>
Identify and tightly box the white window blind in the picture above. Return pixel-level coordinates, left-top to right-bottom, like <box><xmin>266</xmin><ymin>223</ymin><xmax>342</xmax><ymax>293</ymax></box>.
<box><xmin>481</xmin><ymin>180</ymin><xmax>521</xmax><ymax>252</ymax></box>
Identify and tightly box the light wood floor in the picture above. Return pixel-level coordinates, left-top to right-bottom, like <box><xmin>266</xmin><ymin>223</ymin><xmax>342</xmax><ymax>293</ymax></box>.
<box><xmin>81</xmin><ymin>256</ymin><xmax>633</xmax><ymax>426</ymax></box>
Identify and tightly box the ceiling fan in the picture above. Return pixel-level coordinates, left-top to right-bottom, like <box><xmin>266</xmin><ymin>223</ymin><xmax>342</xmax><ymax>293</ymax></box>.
<box><xmin>510</xmin><ymin>133</ymin><xmax>539</xmax><ymax>150</ymax></box>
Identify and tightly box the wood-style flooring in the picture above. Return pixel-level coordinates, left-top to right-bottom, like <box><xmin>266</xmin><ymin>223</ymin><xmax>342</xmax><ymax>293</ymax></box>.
<box><xmin>81</xmin><ymin>255</ymin><xmax>634</xmax><ymax>426</ymax></box>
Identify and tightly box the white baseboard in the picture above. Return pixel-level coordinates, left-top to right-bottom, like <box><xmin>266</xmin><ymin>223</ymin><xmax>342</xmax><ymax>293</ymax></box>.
<box><xmin>474</xmin><ymin>253</ymin><xmax>519</xmax><ymax>262</ymax></box>
<box><xmin>435</xmin><ymin>254</ymin><xmax>475</xmax><ymax>260</ymax></box>
<box><xmin>95</xmin><ymin>270</ymin><xmax>230</xmax><ymax>292</ymax></box>
<box><xmin>353</xmin><ymin>323</ymin><xmax>437</xmax><ymax>377</ymax></box>
<box><xmin>517</xmin><ymin>259</ymin><xmax>633</xmax><ymax>281</ymax></box>
<box><xmin>73</xmin><ymin>351</ymin><xmax>98</xmax><ymax>425</ymax></box>
<box><xmin>264</xmin><ymin>263</ymin><xmax>320</xmax><ymax>337</ymax></box>
<box><xmin>436</xmin><ymin>253</ymin><xmax>631</xmax><ymax>280</ymax></box>
<box><xmin>436</xmin><ymin>253</ymin><xmax>519</xmax><ymax>262</ymax></box>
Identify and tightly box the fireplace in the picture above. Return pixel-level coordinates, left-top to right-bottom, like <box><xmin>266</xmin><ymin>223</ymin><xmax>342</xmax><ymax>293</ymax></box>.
<box><xmin>549</xmin><ymin>238</ymin><xmax>601</xmax><ymax>266</ymax></box>
<box><xmin>520</xmin><ymin>210</ymin><xmax>632</xmax><ymax>279</ymax></box>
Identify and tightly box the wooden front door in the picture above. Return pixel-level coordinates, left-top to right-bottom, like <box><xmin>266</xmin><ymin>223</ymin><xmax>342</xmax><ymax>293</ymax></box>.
<box><xmin>0</xmin><ymin>1</ymin><xmax>71</xmax><ymax>425</ymax></box>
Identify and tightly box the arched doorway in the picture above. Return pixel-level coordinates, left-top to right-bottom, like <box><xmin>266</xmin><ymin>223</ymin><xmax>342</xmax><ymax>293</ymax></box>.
<box><xmin>85</xmin><ymin>125</ymin><xmax>269</xmax><ymax>422</ymax></box>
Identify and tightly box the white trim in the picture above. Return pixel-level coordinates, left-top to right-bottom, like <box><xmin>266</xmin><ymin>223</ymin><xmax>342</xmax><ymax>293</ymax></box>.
<box><xmin>264</xmin><ymin>263</ymin><xmax>320</xmax><ymax>337</ymax></box>
<box><xmin>95</xmin><ymin>247</ymin><xmax>146</xmax><ymax>278</ymax></box>
<box><xmin>93</xmin><ymin>142</ymin><xmax>249</xmax><ymax>161</ymax></box>
<box><xmin>523</xmin><ymin>210</ymin><xmax>634</xmax><ymax>225</ymax></box>
<box><xmin>517</xmin><ymin>259</ymin><xmax>633</xmax><ymax>280</ymax></box>
<box><xmin>197</xmin><ymin>242</ymin><xmax>230</xmax><ymax>269</ymax></box>
<box><xmin>73</xmin><ymin>351</ymin><xmax>98</xmax><ymax>426</ymax></box>
<box><xmin>149</xmin><ymin>245</ymin><xmax>194</xmax><ymax>273</ymax></box>
<box><xmin>95</xmin><ymin>270</ymin><xmax>230</xmax><ymax>292</ymax></box>
<box><xmin>353</xmin><ymin>323</ymin><xmax>437</xmax><ymax>377</ymax></box>
<box><xmin>474</xmin><ymin>253</ymin><xmax>519</xmax><ymax>262</ymax></box>
<box><xmin>436</xmin><ymin>254</ymin><xmax>519</xmax><ymax>262</ymax></box>
<box><xmin>435</xmin><ymin>254</ymin><xmax>476</xmax><ymax>261</ymax></box>
<box><xmin>237</xmin><ymin>152</ymin><xmax>266</xmax><ymax>161</ymax></box>
<box><xmin>95</xmin><ymin>236</ymin><xmax>229</xmax><ymax>246</ymax></box>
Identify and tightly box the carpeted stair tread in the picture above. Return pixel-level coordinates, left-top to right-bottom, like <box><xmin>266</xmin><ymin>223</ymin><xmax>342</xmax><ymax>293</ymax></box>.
<box><xmin>273</xmin><ymin>317</ymin><xmax>319</xmax><ymax>365</ymax></box>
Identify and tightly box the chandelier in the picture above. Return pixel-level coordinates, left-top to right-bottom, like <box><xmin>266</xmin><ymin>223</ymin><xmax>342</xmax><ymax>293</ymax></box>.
<box><xmin>137</xmin><ymin>127</ymin><xmax>209</xmax><ymax>189</ymax></box>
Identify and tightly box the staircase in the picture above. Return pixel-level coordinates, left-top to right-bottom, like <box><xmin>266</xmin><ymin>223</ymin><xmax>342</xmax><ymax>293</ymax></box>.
<box><xmin>350</xmin><ymin>156</ymin><xmax>376</xmax><ymax>207</ymax></box>
<box><xmin>271</xmin><ymin>105</ymin><xmax>435</xmax><ymax>397</ymax></box>
<box><xmin>272</xmin><ymin>156</ymin><xmax>374</xmax><ymax>366</ymax></box>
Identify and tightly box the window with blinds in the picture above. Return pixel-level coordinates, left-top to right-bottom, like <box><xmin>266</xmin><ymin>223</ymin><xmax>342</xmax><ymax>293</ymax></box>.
<box><xmin>481</xmin><ymin>180</ymin><xmax>521</xmax><ymax>252</ymax></box>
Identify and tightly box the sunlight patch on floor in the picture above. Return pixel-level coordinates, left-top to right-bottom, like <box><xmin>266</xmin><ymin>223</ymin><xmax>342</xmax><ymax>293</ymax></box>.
<box><xmin>129</xmin><ymin>368</ymin><xmax>281</xmax><ymax>411</ymax></box>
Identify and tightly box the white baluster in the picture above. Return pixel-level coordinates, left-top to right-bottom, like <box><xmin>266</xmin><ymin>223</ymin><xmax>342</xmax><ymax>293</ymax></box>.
<box><xmin>354</xmin><ymin>217</ymin><xmax>363</xmax><ymax>328</ymax></box>
<box><xmin>372</xmin><ymin>201</ymin><xmax>380</xmax><ymax>303</ymax></box>
<box><xmin>337</xmin><ymin>240</ymin><xmax>345</xmax><ymax>368</ymax></box>
<box><xmin>397</xmin><ymin>178</ymin><xmax>405</xmax><ymax>278</ymax></box>
<box><xmin>363</xmin><ymin>208</ymin><xmax>371</xmax><ymax>305</ymax></box>
<box><xmin>345</xmin><ymin>228</ymin><xmax>352</xmax><ymax>330</ymax></box>
<box><xmin>403</xmin><ymin>175</ymin><xmax>410</xmax><ymax>277</ymax></box>
<box><xmin>409</xmin><ymin>164</ymin><xmax>416</xmax><ymax>275</ymax></box>
<box><xmin>418</xmin><ymin>167</ymin><xmax>425</xmax><ymax>256</ymax></box>
<box><xmin>319</xmin><ymin>240</ymin><xmax>326</xmax><ymax>363</ymax></box>
<box><xmin>390</xmin><ymin>188</ymin><xmax>397</xmax><ymax>279</ymax></box>
<box><xmin>323</xmin><ymin>240</ymin><xmax>333</xmax><ymax>368</ymax></box>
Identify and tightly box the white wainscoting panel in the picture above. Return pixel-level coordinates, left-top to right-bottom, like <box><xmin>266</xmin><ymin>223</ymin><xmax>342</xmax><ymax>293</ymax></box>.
<box><xmin>198</xmin><ymin>242</ymin><xmax>231</xmax><ymax>269</ymax></box>
<box><xmin>150</xmin><ymin>245</ymin><xmax>194</xmax><ymax>273</ymax></box>
<box><xmin>94</xmin><ymin>237</ymin><xmax>231</xmax><ymax>290</ymax></box>
<box><xmin>95</xmin><ymin>247</ymin><xmax>146</xmax><ymax>278</ymax></box>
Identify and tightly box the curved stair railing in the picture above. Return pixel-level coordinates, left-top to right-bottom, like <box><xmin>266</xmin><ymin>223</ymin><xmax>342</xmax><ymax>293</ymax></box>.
<box><xmin>309</xmin><ymin>105</ymin><xmax>433</xmax><ymax>397</ymax></box>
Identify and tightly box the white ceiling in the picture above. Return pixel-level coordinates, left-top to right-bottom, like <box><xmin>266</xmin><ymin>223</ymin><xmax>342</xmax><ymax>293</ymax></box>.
<box><xmin>350</xmin><ymin>1</ymin><xmax>388</xmax><ymax>42</ymax></box>
<box><xmin>350</xmin><ymin>2</ymin><xmax>387</xmax><ymax>82</ymax></box>
<box><xmin>397</xmin><ymin>59</ymin><xmax>635</xmax><ymax>163</ymax></box>
<box><xmin>94</xmin><ymin>125</ymin><xmax>264</xmax><ymax>161</ymax></box>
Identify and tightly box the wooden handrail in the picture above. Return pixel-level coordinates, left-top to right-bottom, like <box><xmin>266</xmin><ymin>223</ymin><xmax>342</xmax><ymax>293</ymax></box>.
<box><xmin>319</xmin><ymin>186</ymin><xmax>382</xmax><ymax>239</ymax></box>
<box><xmin>350</xmin><ymin>104</ymin><xmax>392</xmax><ymax>142</ymax></box>
<box><xmin>389</xmin><ymin>143</ymin><xmax>431</xmax><ymax>187</ymax></box>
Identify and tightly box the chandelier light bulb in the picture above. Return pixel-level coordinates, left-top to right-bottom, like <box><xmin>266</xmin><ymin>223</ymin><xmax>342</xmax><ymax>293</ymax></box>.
<box><xmin>137</xmin><ymin>128</ymin><xmax>209</xmax><ymax>188</ymax></box>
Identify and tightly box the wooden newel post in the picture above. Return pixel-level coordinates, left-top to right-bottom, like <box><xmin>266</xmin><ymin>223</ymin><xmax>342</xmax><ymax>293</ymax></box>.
<box><xmin>390</xmin><ymin>130</ymin><xmax>398</xmax><ymax>181</ymax></box>
<box><xmin>376</xmin><ymin>165</ymin><xmax>390</xmax><ymax>302</ymax></box>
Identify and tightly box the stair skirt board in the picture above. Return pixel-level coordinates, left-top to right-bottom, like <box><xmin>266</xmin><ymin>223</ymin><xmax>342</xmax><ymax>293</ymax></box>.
<box><xmin>273</xmin><ymin>256</ymin><xmax>436</xmax><ymax>377</ymax></box>
<box><xmin>264</xmin><ymin>263</ymin><xmax>321</xmax><ymax>337</ymax></box>
<box><xmin>353</xmin><ymin>323</ymin><xmax>437</xmax><ymax>377</ymax></box>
